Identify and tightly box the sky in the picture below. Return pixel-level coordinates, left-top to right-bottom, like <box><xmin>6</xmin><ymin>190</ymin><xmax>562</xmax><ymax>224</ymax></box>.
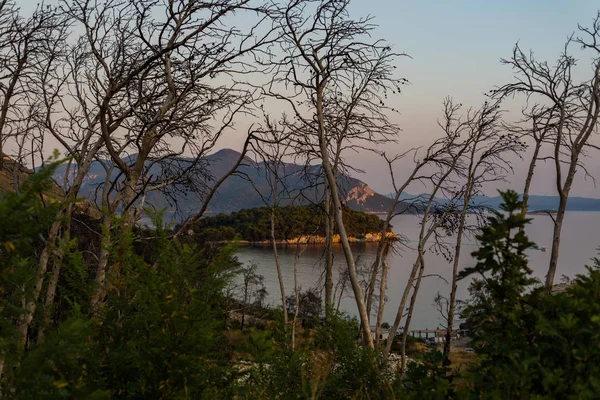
<box><xmin>340</xmin><ymin>0</ymin><xmax>600</xmax><ymax>198</ymax></box>
<box><xmin>13</xmin><ymin>0</ymin><xmax>600</xmax><ymax>198</ymax></box>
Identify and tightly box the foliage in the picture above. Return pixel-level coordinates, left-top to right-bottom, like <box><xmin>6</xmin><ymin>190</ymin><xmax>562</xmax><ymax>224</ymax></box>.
<box><xmin>191</xmin><ymin>204</ymin><xmax>389</xmax><ymax>242</ymax></box>
<box><xmin>1</xmin><ymin>169</ymin><xmax>242</xmax><ymax>398</ymax></box>
<box><xmin>399</xmin><ymin>350</ymin><xmax>455</xmax><ymax>399</ymax></box>
<box><xmin>0</xmin><ymin>159</ymin><xmax>64</xmax><ymax>383</ymax></box>
<box><xmin>7</xmin><ymin>171</ymin><xmax>600</xmax><ymax>399</ymax></box>
<box><xmin>458</xmin><ymin>190</ymin><xmax>600</xmax><ymax>399</ymax></box>
<box><xmin>286</xmin><ymin>288</ymin><xmax>323</xmax><ymax>327</ymax></box>
<box><xmin>240</xmin><ymin>310</ymin><xmax>397</xmax><ymax>399</ymax></box>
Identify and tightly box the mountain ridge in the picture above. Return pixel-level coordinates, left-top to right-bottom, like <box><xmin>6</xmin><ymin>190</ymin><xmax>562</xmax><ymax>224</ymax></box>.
<box><xmin>386</xmin><ymin>192</ymin><xmax>600</xmax><ymax>212</ymax></box>
<box><xmin>51</xmin><ymin>149</ymin><xmax>414</xmax><ymax>221</ymax></box>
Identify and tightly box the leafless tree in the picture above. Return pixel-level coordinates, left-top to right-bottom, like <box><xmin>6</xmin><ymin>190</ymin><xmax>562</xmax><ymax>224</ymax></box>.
<box><xmin>442</xmin><ymin>98</ymin><xmax>526</xmax><ymax>356</ymax></box>
<box><xmin>384</xmin><ymin>98</ymin><xmax>474</xmax><ymax>360</ymax></box>
<box><xmin>505</xmin><ymin>105</ymin><xmax>557</xmax><ymax>215</ymax></box>
<box><xmin>266</xmin><ymin>0</ymin><xmax>406</xmax><ymax>347</ymax></box>
<box><xmin>15</xmin><ymin>0</ymin><xmax>277</xmax><ymax>347</ymax></box>
<box><xmin>433</xmin><ymin>291</ymin><xmax>451</xmax><ymax>332</ymax></box>
<box><xmin>92</xmin><ymin>1</ymin><xmax>277</xmax><ymax>231</ymax></box>
<box><xmin>494</xmin><ymin>15</ymin><xmax>600</xmax><ymax>288</ymax></box>
<box><xmin>239</xmin><ymin>261</ymin><xmax>266</xmax><ymax>330</ymax></box>
<box><xmin>0</xmin><ymin>1</ymin><xmax>64</xmax><ymax>172</ymax></box>
<box><xmin>246</xmin><ymin>115</ymin><xmax>294</xmax><ymax>325</ymax></box>
<box><xmin>365</xmin><ymin>129</ymin><xmax>473</xmax><ymax>345</ymax></box>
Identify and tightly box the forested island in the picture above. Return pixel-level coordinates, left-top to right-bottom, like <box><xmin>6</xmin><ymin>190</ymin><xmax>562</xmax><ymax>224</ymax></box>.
<box><xmin>189</xmin><ymin>204</ymin><xmax>391</xmax><ymax>243</ymax></box>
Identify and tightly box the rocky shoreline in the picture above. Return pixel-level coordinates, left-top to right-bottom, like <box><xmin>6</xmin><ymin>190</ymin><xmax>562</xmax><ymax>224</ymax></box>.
<box><xmin>234</xmin><ymin>231</ymin><xmax>397</xmax><ymax>245</ymax></box>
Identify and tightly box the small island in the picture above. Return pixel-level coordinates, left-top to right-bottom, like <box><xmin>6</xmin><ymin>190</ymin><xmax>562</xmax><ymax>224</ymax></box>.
<box><xmin>189</xmin><ymin>204</ymin><xmax>394</xmax><ymax>243</ymax></box>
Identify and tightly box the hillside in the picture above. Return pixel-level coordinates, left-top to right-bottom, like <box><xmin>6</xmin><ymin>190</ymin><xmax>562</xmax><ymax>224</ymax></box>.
<box><xmin>52</xmin><ymin>149</ymin><xmax>415</xmax><ymax>221</ymax></box>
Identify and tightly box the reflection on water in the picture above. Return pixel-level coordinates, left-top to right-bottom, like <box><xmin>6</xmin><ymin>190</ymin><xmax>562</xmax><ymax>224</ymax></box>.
<box><xmin>235</xmin><ymin>212</ymin><xmax>600</xmax><ymax>329</ymax></box>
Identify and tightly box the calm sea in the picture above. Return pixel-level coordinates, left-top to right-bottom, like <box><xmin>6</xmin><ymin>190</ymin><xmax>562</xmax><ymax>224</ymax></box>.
<box><xmin>234</xmin><ymin>212</ymin><xmax>600</xmax><ymax>330</ymax></box>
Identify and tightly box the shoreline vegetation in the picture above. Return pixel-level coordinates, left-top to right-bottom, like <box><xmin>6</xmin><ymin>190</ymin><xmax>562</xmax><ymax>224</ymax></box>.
<box><xmin>223</xmin><ymin>232</ymin><xmax>398</xmax><ymax>245</ymax></box>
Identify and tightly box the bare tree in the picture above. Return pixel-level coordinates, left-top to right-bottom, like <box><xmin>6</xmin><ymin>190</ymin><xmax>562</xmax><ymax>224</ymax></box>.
<box><xmin>443</xmin><ymin>98</ymin><xmax>525</xmax><ymax>356</ymax></box>
<box><xmin>0</xmin><ymin>1</ymin><xmax>64</xmax><ymax>171</ymax></box>
<box><xmin>505</xmin><ymin>105</ymin><xmax>558</xmax><ymax>215</ymax></box>
<box><xmin>495</xmin><ymin>15</ymin><xmax>600</xmax><ymax>288</ymax></box>
<box><xmin>384</xmin><ymin>98</ymin><xmax>474</xmax><ymax>359</ymax></box>
<box><xmin>365</xmin><ymin>131</ymin><xmax>471</xmax><ymax>344</ymax></box>
<box><xmin>266</xmin><ymin>0</ymin><xmax>406</xmax><ymax>347</ymax></box>
<box><xmin>239</xmin><ymin>261</ymin><xmax>266</xmax><ymax>330</ymax></box>
<box><xmin>15</xmin><ymin>0</ymin><xmax>277</xmax><ymax>346</ymax></box>
<box><xmin>246</xmin><ymin>116</ymin><xmax>294</xmax><ymax>325</ymax></box>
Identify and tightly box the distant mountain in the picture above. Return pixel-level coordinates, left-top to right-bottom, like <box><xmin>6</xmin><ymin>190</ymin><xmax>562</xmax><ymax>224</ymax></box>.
<box><xmin>53</xmin><ymin>149</ymin><xmax>414</xmax><ymax>221</ymax></box>
<box><xmin>471</xmin><ymin>194</ymin><xmax>600</xmax><ymax>212</ymax></box>
<box><xmin>385</xmin><ymin>192</ymin><xmax>600</xmax><ymax>212</ymax></box>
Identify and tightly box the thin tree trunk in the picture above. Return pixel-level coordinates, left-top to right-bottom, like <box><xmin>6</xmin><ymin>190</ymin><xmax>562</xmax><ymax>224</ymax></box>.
<box><xmin>444</xmin><ymin>212</ymin><xmax>466</xmax><ymax>356</ymax></box>
<box><xmin>292</xmin><ymin>243</ymin><xmax>300</xmax><ymax>349</ymax></box>
<box><xmin>374</xmin><ymin>243</ymin><xmax>390</xmax><ymax>345</ymax></box>
<box><xmin>336</xmin><ymin>283</ymin><xmax>345</xmax><ymax>311</ymax></box>
<box><xmin>546</xmin><ymin>192</ymin><xmax>569</xmax><ymax>288</ymax></box>
<box><xmin>38</xmin><ymin>203</ymin><xmax>74</xmax><ymax>344</ymax></box>
<box><xmin>316</xmin><ymin>84</ymin><xmax>373</xmax><ymax>348</ymax></box>
<box><xmin>271</xmin><ymin>174</ymin><xmax>288</xmax><ymax>325</ymax></box>
<box><xmin>16</xmin><ymin>144</ymin><xmax>101</xmax><ymax>347</ymax></box>
<box><xmin>16</xmin><ymin>217</ymin><xmax>62</xmax><ymax>346</ymax></box>
<box><xmin>384</xmin><ymin>257</ymin><xmax>421</xmax><ymax>358</ymax></box>
<box><xmin>90</xmin><ymin>212</ymin><xmax>113</xmax><ymax>313</ymax></box>
<box><xmin>384</xmin><ymin>183</ymin><xmax>450</xmax><ymax>357</ymax></box>
<box><xmin>522</xmin><ymin>141</ymin><xmax>542</xmax><ymax>214</ymax></box>
<box><xmin>324</xmin><ymin>184</ymin><xmax>334</xmax><ymax>321</ymax></box>
<box><xmin>366</xmin><ymin>161</ymin><xmax>423</xmax><ymax>327</ymax></box>
<box><xmin>444</xmin><ymin>180</ymin><xmax>474</xmax><ymax>356</ymax></box>
<box><xmin>401</xmin><ymin>255</ymin><xmax>425</xmax><ymax>374</ymax></box>
<box><xmin>364</xmin><ymin>249</ymin><xmax>381</xmax><ymax>325</ymax></box>
<box><xmin>546</xmin><ymin>149</ymin><xmax>577</xmax><ymax>288</ymax></box>
<box><xmin>0</xmin><ymin>60</ymin><xmax>25</xmax><ymax>172</ymax></box>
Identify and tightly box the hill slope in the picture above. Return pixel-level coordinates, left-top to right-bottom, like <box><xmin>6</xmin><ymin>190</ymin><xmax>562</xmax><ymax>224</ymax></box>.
<box><xmin>52</xmin><ymin>149</ymin><xmax>413</xmax><ymax>221</ymax></box>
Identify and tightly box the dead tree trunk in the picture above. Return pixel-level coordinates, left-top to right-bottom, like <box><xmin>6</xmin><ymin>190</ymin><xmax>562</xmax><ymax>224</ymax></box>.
<box><xmin>324</xmin><ymin>183</ymin><xmax>334</xmax><ymax>321</ymax></box>
<box><xmin>401</xmin><ymin>254</ymin><xmax>425</xmax><ymax>374</ymax></box>
<box><xmin>316</xmin><ymin>83</ymin><xmax>373</xmax><ymax>347</ymax></box>
<box><xmin>271</xmin><ymin>174</ymin><xmax>288</xmax><ymax>325</ymax></box>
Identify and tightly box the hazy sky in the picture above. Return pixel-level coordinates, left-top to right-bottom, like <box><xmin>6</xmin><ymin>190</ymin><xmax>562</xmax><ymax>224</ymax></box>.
<box><xmin>340</xmin><ymin>0</ymin><xmax>600</xmax><ymax>198</ymax></box>
<box><xmin>243</xmin><ymin>0</ymin><xmax>600</xmax><ymax>198</ymax></box>
<box><xmin>14</xmin><ymin>0</ymin><xmax>600</xmax><ymax>197</ymax></box>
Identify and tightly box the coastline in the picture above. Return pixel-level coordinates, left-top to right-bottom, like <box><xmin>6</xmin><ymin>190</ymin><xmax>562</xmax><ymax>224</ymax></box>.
<box><xmin>223</xmin><ymin>232</ymin><xmax>397</xmax><ymax>246</ymax></box>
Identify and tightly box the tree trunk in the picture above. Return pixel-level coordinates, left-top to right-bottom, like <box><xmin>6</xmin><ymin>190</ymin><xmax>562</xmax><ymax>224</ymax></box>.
<box><xmin>444</xmin><ymin>183</ymin><xmax>473</xmax><ymax>356</ymax></box>
<box><xmin>292</xmin><ymin>245</ymin><xmax>300</xmax><ymax>349</ymax></box>
<box><xmin>324</xmin><ymin>184</ymin><xmax>334</xmax><ymax>321</ymax></box>
<box><xmin>384</xmin><ymin>257</ymin><xmax>421</xmax><ymax>357</ymax></box>
<box><xmin>365</xmin><ymin>249</ymin><xmax>381</xmax><ymax>325</ymax></box>
<box><xmin>16</xmin><ymin>216</ymin><xmax>62</xmax><ymax>346</ymax></box>
<box><xmin>16</xmin><ymin>145</ymin><xmax>102</xmax><ymax>347</ymax></box>
<box><xmin>522</xmin><ymin>141</ymin><xmax>542</xmax><ymax>214</ymax></box>
<box><xmin>444</xmin><ymin>214</ymin><xmax>466</xmax><ymax>356</ymax></box>
<box><xmin>316</xmin><ymin>84</ymin><xmax>373</xmax><ymax>348</ymax></box>
<box><xmin>38</xmin><ymin>204</ymin><xmax>74</xmax><ymax>344</ymax></box>
<box><xmin>401</xmin><ymin>256</ymin><xmax>425</xmax><ymax>374</ymax></box>
<box><xmin>374</xmin><ymin>243</ymin><xmax>390</xmax><ymax>345</ymax></box>
<box><xmin>90</xmin><ymin>212</ymin><xmax>113</xmax><ymax>313</ymax></box>
<box><xmin>546</xmin><ymin>193</ymin><xmax>568</xmax><ymax>288</ymax></box>
<box><xmin>546</xmin><ymin>160</ymin><xmax>576</xmax><ymax>288</ymax></box>
<box><xmin>271</xmin><ymin>175</ymin><xmax>288</xmax><ymax>325</ymax></box>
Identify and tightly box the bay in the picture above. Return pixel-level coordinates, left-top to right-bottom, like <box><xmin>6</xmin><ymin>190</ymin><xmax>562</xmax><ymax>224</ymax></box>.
<box><xmin>234</xmin><ymin>212</ymin><xmax>600</xmax><ymax>330</ymax></box>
